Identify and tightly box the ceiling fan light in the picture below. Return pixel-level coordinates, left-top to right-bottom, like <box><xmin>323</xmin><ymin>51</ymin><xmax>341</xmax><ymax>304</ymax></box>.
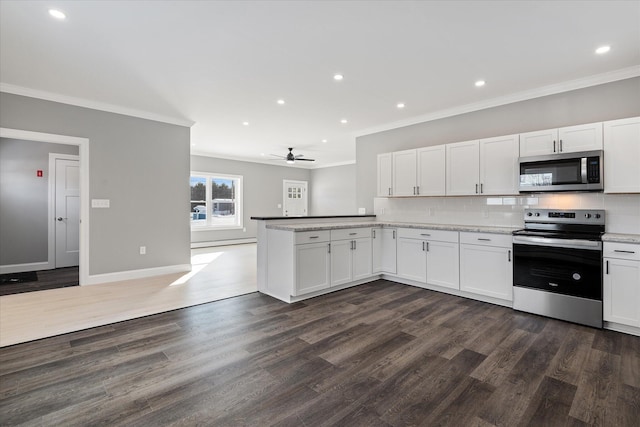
<box><xmin>286</xmin><ymin>159</ymin><xmax>295</xmax><ymax>164</ymax></box>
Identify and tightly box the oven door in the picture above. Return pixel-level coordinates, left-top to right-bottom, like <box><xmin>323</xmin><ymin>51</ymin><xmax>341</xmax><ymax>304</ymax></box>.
<box><xmin>513</xmin><ymin>236</ymin><xmax>602</xmax><ymax>301</ymax></box>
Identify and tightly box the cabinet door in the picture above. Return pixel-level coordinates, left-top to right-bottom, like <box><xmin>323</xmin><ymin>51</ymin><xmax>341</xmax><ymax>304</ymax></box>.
<box><xmin>519</xmin><ymin>128</ymin><xmax>558</xmax><ymax>157</ymax></box>
<box><xmin>372</xmin><ymin>228</ymin><xmax>384</xmax><ymax>273</ymax></box>
<box><xmin>295</xmin><ymin>242</ymin><xmax>331</xmax><ymax>296</ymax></box>
<box><xmin>352</xmin><ymin>238</ymin><xmax>372</xmax><ymax>281</ymax></box>
<box><xmin>604</xmin><ymin>117</ymin><xmax>640</xmax><ymax>194</ymax></box>
<box><xmin>603</xmin><ymin>258</ymin><xmax>640</xmax><ymax>327</ymax></box>
<box><xmin>381</xmin><ymin>228</ymin><xmax>397</xmax><ymax>274</ymax></box>
<box><xmin>426</xmin><ymin>240</ymin><xmax>459</xmax><ymax>290</ymax></box>
<box><xmin>392</xmin><ymin>149</ymin><xmax>418</xmax><ymax>196</ymax></box>
<box><xmin>460</xmin><ymin>244</ymin><xmax>513</xmax><ymax>301</ymax></box>
<box><xmin>377</xmin><ymin>153</ymin><xmax>393</xmax><ymax>197</ymax></box>
<box><xmin>479</xmin><ymin>134</ymin><xmax>519</xmax><ymax>195</ymax></box>
<box><xmin>417</xmin><ymin>145</ymin><xmax>446</xmax><ymax>196</ymax></box>
<box><xmin>396</xmin><ymin>238</ymin><xmax>427</xmax><ymax>283</ymax></box>
<box><xmin>558</xmin><ymin>122</ymin><xmax>603</xmax><ymax>153</ymax></box>
<box><xmin>330</xmin><ymin>240</ymin><xmax>352</xmax><ymax>286</ymax></box>
<box><xmin>446</xmin><ymin>140</ymin><xmax>480</xmax><ymax>195</ymax></box>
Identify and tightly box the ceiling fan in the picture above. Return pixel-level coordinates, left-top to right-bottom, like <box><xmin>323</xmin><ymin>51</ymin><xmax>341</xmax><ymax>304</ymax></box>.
<box><xmin>270</xmin><ymin>147</ymin><xmax>315</xmax><ymax>164</ymax></box>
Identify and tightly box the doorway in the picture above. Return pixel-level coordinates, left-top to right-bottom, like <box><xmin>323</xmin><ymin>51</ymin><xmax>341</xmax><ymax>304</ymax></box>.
<box><xmin>0</xmin><ymin>128</ymin><xmax>89</xmax><ymax>287</ymax></box>
<box><xmin>283</xmin><ymin>180</ymin><xmax>308</xmax><ymax>216</ymax></box>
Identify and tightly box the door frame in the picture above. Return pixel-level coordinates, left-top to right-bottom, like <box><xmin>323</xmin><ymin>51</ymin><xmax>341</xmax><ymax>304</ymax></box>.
<box><xmin>49</xmin><ymin>153</ymin><xmax>80</xmax><ymax>269</ymax></box>
<box><xmin>0</xmin><ymin>128</ymin><xmax>90</xmax><ymax>285</ymax></box>
<box><xmin>282</xmin><ymin>179</ymin><xmax>308</xmax><ymax>216</ymax></box>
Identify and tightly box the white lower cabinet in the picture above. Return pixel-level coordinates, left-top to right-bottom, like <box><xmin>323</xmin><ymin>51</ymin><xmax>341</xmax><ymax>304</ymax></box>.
<box><xmin>373</xmin><ymin>227</ymin><xmax>397</xmax><ymax>274</ymax></box>
<box><xmin>295</xmin><ymin>241</ymin><xmax>331</xmax><ymax>296</ymax></box>
<box><xmin>396</xmin><ymin>228</ymin><xmax>459</xmax><ymax>289</ymax></box>
<box><xmin>603</xmin><ymin>242</ymin><xmax>640</xmax><ymax>331</ymax></box>
<box><xmin>459</xmin><ymin>232</ymin><xmax>513</xmax><ymax>301</ymax></box>
<box><xmin>330</xmin><ymin>228</ymin><xmax>372</xmax><ymax>286</ymax></box>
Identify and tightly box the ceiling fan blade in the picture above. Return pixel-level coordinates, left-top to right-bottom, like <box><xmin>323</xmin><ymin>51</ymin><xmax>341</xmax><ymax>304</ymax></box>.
<box><xmin>269</xmin><ymin>154</ymin><xmax>286</xmax><ymax>159</ymax></box>
<box><xmin>295</xmin><ymin>158</ymin><xmax>315</xmax><ymax>161</ymax></box>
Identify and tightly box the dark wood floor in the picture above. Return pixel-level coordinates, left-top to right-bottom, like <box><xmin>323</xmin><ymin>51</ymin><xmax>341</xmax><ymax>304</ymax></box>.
<box><xmin>1</xmin><ymin>280</ymin><xmax>638</xmax><ymax>426</ymax></box>
<box><xmin>0</xmin><ymin>267</ymin><xmax>79</xmax><ymax>296</ymax></box>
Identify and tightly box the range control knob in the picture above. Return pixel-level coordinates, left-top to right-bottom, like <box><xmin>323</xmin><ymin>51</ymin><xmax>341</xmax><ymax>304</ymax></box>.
<box><xmin>526</xmin><ymin>212</ymin><xmax>533</xmax><ymax>217</ymax></box>
<box><xmin>534</xmin><ymin>212</ymin><xmax>540</xmax><ymax>217</ymax></box>
<box><xmin>585</xmin><ymin>213</ymin><xmax>592</xmax><ymax>219</ymax></box>
<box><xmin>595</xmin><ymin>213</ymin><xmax>601</xmax><ymax>219</ymax></box>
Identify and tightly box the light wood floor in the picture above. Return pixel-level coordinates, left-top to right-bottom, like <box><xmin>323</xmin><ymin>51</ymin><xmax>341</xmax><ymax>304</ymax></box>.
<box><xmin>0</xmin><ymin>244</ymin><xmax>257</xmax><ymax>347</ymax></box>
<box><xmin>1</xmin><ymin>281</ymin><xmax>638</xmax><ymax>426</ymax></box>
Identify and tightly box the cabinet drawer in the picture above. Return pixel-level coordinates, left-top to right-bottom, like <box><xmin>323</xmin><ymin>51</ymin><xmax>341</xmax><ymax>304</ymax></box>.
<box><xmin>295</xmin><ymin>230</ymin><xmax>330</xmax><ymax>244</ymax></box>
<box><xmin>604</xmin><ymin>242</ymin><xmax>640</xmax><ymax>261</ymax></box>
<box><xmin>460</xmin><ymin>232</ymin><xmax>512</xmax><ymax>248</ymax></box>
<box><xmin>331</xmin><ymin>227</ymin><xmax>371</xmax><ymax>241</ymax></box>
<box><xmin>397</xmin><ymin>228</ymin><xmax>458</xmax><ymax>243</ymax></box>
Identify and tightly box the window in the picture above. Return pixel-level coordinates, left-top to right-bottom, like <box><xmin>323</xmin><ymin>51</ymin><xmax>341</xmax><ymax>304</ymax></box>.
<box><xmin>190</xmin><ymin>173</ymin><xmax>242</xmax><ymax>229</ymax></box>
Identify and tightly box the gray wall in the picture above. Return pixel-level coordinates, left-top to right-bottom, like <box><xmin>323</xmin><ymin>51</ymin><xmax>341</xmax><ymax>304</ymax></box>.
<box><xmin>0</xmin><ymin>138</ymin><xmax>79</xmax><ymax>265</ymax></box>
<box><xmin>0</xmin><ymin>93</ymin><xmax>191</xmax><ymax>275</ymax></box>
<box><xmin>309</xmin><ymin>164</ymin><xmax>357</xmax><ymax>216</ymax></box>
<box><xmin>356</xmin><ymin>77</ymin><xmax>640</xmax><ymax>212</ymax></box>
<box><xmin>190</xmin><ymin>155</ymin><xmax>310</xmax><ymax>244</ymax></box>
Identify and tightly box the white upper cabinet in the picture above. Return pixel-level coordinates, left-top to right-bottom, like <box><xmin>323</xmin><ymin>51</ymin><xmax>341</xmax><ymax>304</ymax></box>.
<box><xmin>446</xmin><ymin>136</ymin><xmax>519</xmax><ymax>196</ymax></box>
<box><xmin>446</xmin><ymin>140</ymin><xmax>480</xmax><ymax>195</ymax></box>
<box><xmin>604</xmin><ymin>116</ymin><xmax>640</xmax><ymax>194</ymax></box>
<box><xmin>479</xmin><ymin>134</ymin><xmax>520</xmax><ymax>195</ymax></box>
<box><xmin>520</xmin><ymin>122</ymin><xmax>603</xmax><ymax>157</ymax></box>
<box><xmin>392</xmin><ymin>149</ymin><xmax>418</xmax><ymax>196</ymax></box>
<box><xmin>417</xmin><ymin>145</ymin><xmax>446</xmax><ymax>196</ymax></box>
<box><xmin>377</xmin><ymin>153</ymin><xmax>393</xmax><ymax>197</ymax></box>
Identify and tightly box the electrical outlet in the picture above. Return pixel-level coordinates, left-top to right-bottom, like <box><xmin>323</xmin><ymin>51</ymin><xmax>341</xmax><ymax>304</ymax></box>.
<box><xmin>139</xmin><ymin>246</ymin><xmax>146</xmax><ymax>255</ymax></box>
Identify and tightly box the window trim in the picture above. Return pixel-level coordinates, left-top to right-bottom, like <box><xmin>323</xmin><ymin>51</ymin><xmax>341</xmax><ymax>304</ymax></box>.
<box><xmin>190</xmin><ymin>171</ymin><xmax>243</xmax><ymax>231</ymax></box>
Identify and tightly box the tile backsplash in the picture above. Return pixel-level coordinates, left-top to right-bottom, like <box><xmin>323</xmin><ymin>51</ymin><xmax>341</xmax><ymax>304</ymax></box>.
<box><xmin>374</xmin><ymin>193</ymin><xmax>640</xmax><ymax>234</ymax></box>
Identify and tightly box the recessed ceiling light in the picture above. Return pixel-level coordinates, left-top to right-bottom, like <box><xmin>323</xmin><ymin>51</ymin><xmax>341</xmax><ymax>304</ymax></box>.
<box><xmin>322</xmin><ymin>139</ymin><xmax>328</xmax><ymax>143</ymax></box>
<box><xmin>334</xmin><ymin>74</ymin><xmax>344</xmax><ymax>81</ymax></box>
<box><xmin>475</xmin><ymin>80</ymin><xmax>486</xmax><ymax>87</ymax></box>
<box><xmin>595</xmin><ymin>45</ymin><xmax>611</xmax><ymax>54</ymax></box>
<box><xmin>340</xmin><ymin>119</ymin><xmax>348</xmax><ymax>124</ymax></box>
<box><xmin>242</xmin><ymin>121</ymin><xmax>249</xmax><ymax>126</ymax></box>
<box><xmin>277</xmin><ymin>99</ymin><xmax>285</xmax><ymax>105</ymax></box>
<box><xmin>397</xmin><ymin>103</ymin><xmax>405</xmax><ymax>109</ymax></box>
<box><xmin>49</xmin><ymin>9</ymin><xmax>66</xmax><ymax>20</ymax></box>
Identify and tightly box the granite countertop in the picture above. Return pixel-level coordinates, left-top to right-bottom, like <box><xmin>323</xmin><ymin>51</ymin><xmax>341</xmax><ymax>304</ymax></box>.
<box><xmin>266</xmin><ymin>221</ymin><xmax>519</xmax><ymax>235</ymax></box>
<box><xmin>251</xmin><ymin>215</ymin><xmax>375</xmax><ymax>220</ymax></box>
<box><xmin>602</xmin><ymin>233</ymin><xmax>640</xmax><ymax>244</ymax></box>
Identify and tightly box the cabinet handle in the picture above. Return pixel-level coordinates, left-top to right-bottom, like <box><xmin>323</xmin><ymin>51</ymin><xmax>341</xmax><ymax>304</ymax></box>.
<box><xmin>478</xmin><ymin>238</ymin><xmax>491</xmax><ymax>241</ymax></box>
<box><xmin>393</xmin><ymin>230</ymin><xmax>396</xmax><ymax>239</ymax></box>
<box><xmin>413</xmin><ymin>186</ymin><xmax>416</xmax><ymax>195</ymax></box>
<box><xmin>480</xmin><ymin>183</ymin><xmax>483</xmax><ymax>193</ymax></box>
<box><xmin>372</xmin><ymin>230</ymin><xmax>376</xmax><ymax>238</ymax></box>
<box><xmin>475</xmin><ymin>183</ymin><xmax>478</xmax><ymax>194</ymax></box>
<box><xmin>426</xmin><ymin>242</ymin><xmax>430</xmax><ymax>252</ymax></box>
<box><xmin>349</xmin><ymin>232</ymin><xmax>357</xmax><ymax>235</ymax></box>
<box><xmin>350</xmin><ymin>241</ymin><xmax>354</xmax><ymax>250</ymax></box>
<box><xmin>416</xmin><ymin>186</ymin><xmax>420</xmax><ymax>195</ymax></box>
<box><xmin>606</xmin><ymin>259</ymin><xmax>609</xmax><ymax>274</ymax></box>
<box><xmin>328</xmin><ymin>243</ymin><xmax>331</xmax><ymax>253</ymax></box>
<box><xmin>422</xmin><ymin>241</ymin><xmax>426</xmax><ymax>251</ymax></box>
<box><xmin>508</xmin><ymin>250</ymin><xmax>511</xmax><ymax>262</ymax></box>
<box><xmin>553</xmin><ymin>140</ymin><xmax>556</xmax><ymax>153</ymax></box>
<box><xmin>613</xmin><ymin>250</ymin><xmax>636</xmax><ymax>254</ymax></box>
<box><xmin>559</xmin><ymin>139</ymin><xmax>563</xmax><ymax>152</ymax></box>
<box><xmin>389</xmin><ymin>187</ymin><xmax>391</xmax><ymax>196</ymax></box>
<box><xmin>309</xmin><ymin>236</ymin><xmax>319</xmax><ymax>239</ymax></box>
<box><xmin>354</xmin><ymin>240</ymin><xmax>357</xmax><ymax>250</ymax></box>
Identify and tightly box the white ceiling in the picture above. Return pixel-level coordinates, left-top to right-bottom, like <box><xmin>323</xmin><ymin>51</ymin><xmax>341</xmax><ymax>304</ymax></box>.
<box><xmin>1</xmin><ymin>1</ymin><xmax>639</xmax><ymax>167</ymax></box>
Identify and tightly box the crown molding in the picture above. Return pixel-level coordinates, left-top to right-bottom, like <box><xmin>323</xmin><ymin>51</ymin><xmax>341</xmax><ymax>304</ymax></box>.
<box><xmin>354</xmin><ymin>66</ymin><xmax>640</xmax><ymax>138</ymax></box>
<box><xmin>0</xmin><ymin>83</ymin><xmax>195</xmax><ymax>128</ymax></box>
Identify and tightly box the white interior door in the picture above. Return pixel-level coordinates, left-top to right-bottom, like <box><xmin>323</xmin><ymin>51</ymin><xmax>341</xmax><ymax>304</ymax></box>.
<box><xmin>55</xmin><ymin>158</ymin><xmax>80</xmax><ymax>268</ymax></box>
<box><xmin>283</xmin><ymin>180</ymin><xmax>308</xmax><ymax>216</ymax></box>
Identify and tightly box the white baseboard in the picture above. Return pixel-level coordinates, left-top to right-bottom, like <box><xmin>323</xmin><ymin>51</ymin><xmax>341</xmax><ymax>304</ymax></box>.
<box><xmin>0</xmin><ymin>261</ymin><xmax>53</xmax><ymax>275</ymax></box>
<box><xmin>191</xmin><ymin>238</ymin><xmax>257</xmax><ymax>249</ymax></box>
<box><xmin>84</xmin><ymin>264</ymin><xmax>192</xmax><ymax>286</ymax></box>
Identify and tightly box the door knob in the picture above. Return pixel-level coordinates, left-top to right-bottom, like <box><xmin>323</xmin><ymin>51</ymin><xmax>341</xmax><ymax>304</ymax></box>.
<box><xmin>57</xmin><ymin>217</ymin><xmax>67</xmax><ymax>221</ymax></box>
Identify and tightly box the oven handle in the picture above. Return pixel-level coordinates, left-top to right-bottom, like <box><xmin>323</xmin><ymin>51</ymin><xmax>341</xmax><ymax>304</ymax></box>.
<box><xmin>512</xmin><ymin>236</ymin><xmax>602</xmax><ymax>251</ymax></box>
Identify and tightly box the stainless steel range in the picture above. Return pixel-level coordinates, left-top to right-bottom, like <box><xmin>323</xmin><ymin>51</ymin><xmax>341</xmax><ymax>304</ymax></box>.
<box><xmin>512</xmin><ymin>209</ymin><xmax>605</xmax><ymax>328</ymax></box>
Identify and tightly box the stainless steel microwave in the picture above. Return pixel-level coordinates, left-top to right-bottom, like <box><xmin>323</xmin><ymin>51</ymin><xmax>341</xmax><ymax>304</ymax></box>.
<box><xmin>519</xmin><ymin>150</ymin><xmax>603</xmax><ymax>193</ymax></box>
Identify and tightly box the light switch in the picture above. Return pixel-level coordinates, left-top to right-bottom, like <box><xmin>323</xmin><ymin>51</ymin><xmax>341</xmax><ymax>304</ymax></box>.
<box><xmin>92</xmin><ymin>199</ymin><xmax>110</xmax><ymax>208</ymax></box>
